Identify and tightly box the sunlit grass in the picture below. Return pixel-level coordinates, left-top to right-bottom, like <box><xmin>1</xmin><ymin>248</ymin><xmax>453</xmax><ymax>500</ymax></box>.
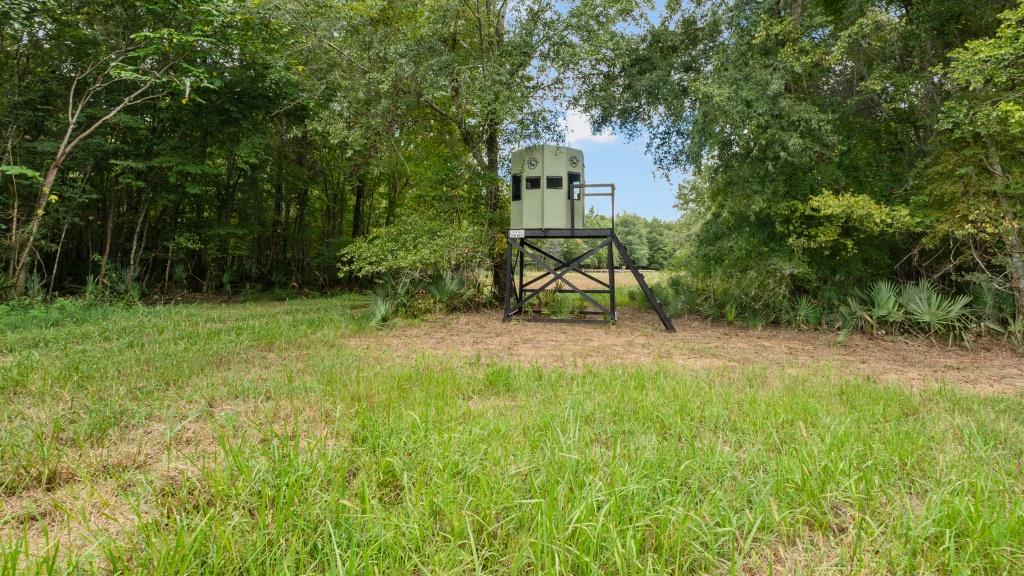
<box><xmin>1</xmin><ymin>297</ymin><xmax>1023</xmax><ymax>574</ymax></box>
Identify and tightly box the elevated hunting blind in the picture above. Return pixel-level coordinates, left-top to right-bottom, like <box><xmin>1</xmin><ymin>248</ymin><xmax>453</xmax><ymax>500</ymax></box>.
<box><xmin>503</xmin><ymin>144</ymin><xmax>675</xmax><ymax>331</ymax></box>
<box><xmin>510</xmin><ymin>144</ymin><xmax>585</xmax><ymax>230</ymax></box>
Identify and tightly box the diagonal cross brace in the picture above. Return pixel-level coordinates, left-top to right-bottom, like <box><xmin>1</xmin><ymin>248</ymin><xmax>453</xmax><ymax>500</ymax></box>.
<box><xmin>519</xmin><ymin>240</ymin><xmax>610</xmax><ymax>290</ymax></box>
<box><xmin>516</xmin><ymin>239</ymin><xmax>612</xmax><ymax>316</ymax></box>
<box><xmin>513</xmin><ymin>237</ymin><xmax>613</xmax><ymax>317</ymax></box>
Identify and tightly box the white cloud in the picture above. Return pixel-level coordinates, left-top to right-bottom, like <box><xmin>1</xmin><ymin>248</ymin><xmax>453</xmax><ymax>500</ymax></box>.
<box><xmin>564</xmin><ymin>110</ymin><xmax>617</xmax><ymax>146</ymax></box>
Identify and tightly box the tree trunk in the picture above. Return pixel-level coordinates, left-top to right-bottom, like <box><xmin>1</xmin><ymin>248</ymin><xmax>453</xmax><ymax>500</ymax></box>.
<box><xmin>323</xmin><ymin>172</ymin><xmax>334</xmax><ymax>240</ymax></box>
<box><xmin>365</xmin><ymin>179</ymin><xmax>376</xmax><ymax>233</ymax></box>
<box><xmin>385</xmin><ymin>173</ymin><xmax>401</xmax><ymax>227</ymax></box>
<box><xmin>13</xmin><ymin>158</ymin><xmax>62</xmax><ymax>295</ymax></box>
<box><xmin>485</xmin><ymin>126</ymin><xmax>506</xmax><ymax>297</ymax></box>
<box><xmin>352</xmin><ymin>173</ymin><xmax>366</xmax><ymax>238</ymax></box>
<box><xmin>5</xmin><ymin>162</ymin><xmax>17</xmax><ymax>279</ymax></box>
<box><xmin>48</xmin><ymin>219</ymin><xmax>69</xmax><ymax>296</ymax></box>
<box><xmin>268</xmin><ymin>121</ymin><xmax>286</xmax><ymax>277</ymax></box>
<box><xmin>1005</xmin><ymin>226</ymin><xmax>1024</xmax><ymax>319</ymax></box>
<box><xmin>12</xmin><ymin>72</ymin><xmax>158</xmax><ymax>296</ymax></box>
<box><xmin>99</xmin><ymin>189</ymin><xmax>116</xmax><ymax>285</ymax></box>
<box><xmin>164</xmin><ymin>244</ymin><xmax>173</xmax><ymax>291</ymax></box>
<box><xmin>127</xmin><ymin>198</ymin><xmax>148</xmax><ymax>290</ymax></box>
<box><xmin>987</xmin><ymin>143</ymin><xmax>1024</xmax><ymax>317</ymax></box>
<box><xmin>338</xmin><ymin>178</ymin><xmax>347</xmax><ymax>240</ymax></box>
<box><xmin>294</xmin><ymin>183</ymin><xmax>310</xmax><ymax>280</ymax></box>
<box><xmin>6</xmin><ymin>190</ymin><xmax>15</xmax><ymax>279</ymax></box>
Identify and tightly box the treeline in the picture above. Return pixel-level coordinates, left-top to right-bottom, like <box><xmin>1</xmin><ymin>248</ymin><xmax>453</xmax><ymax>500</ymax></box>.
<box><xmin>553</xmin><ymin>210</ymin><xmax>687</xmax><ymax>271</ymax></box>
<box><xmin>576</xmin><ymin>0</ymin><xmax>1024</xmax><ymax>317</ymax></box>
<box><xmin>2</xmin><ymin>0</ymin><xmax>1022</xmax><ymax>324</ymax></box>
<box><xmin>3</xmin><ymin>1</ymin><xmax>331</xmax><ymax>296</ymax></box>
<box><xmin>2</xmin><ymin>0</ymin><xmax>616</xmax><ymax>298</ymax></box>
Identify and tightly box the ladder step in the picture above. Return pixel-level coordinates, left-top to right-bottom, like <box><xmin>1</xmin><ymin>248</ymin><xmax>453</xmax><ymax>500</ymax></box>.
<box><xmin>611</xmin><ymin>233</ymin><xmax>676</xmax><ymax>332</ymax></box>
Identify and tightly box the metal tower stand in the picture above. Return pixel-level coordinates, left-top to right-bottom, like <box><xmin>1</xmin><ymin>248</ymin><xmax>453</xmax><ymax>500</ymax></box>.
<box><xmin>502</xmin><ymin>228</ymin><xmax>676</xmax><ymax>332</ymax></box>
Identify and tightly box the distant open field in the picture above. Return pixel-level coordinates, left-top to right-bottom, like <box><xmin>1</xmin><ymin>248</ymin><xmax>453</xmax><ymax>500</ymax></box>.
<box><xmin>484</xmin><ymin>269</ymin><xmax>664</xmax><ymax>293</ymax></box>
<box><xmin>520</xmin><ymin>269</ymin><xmax>664</xmax><ymax>291</ymax></box>
<box><xmin>2</xmin><ymin>296</ymin><xmax>1023</xmax><ymax>574</ymax></box>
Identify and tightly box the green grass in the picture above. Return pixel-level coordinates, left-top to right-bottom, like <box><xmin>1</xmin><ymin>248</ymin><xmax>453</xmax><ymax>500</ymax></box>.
<box><xmin>1</xmin><ymin>297</ymin><xmax>1023</xmax><ymax>574</ymax></box>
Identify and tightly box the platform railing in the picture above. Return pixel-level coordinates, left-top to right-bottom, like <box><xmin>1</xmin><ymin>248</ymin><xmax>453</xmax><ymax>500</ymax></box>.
<box><xmin>570</xmin><ymin>182</ymin><xmax>616</xmax><ymax>229</ymax></box>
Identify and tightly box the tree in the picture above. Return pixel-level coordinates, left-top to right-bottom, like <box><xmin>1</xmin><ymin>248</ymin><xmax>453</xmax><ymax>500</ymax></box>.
<box><xmin>614</xmin><ymin>213</ymin><xmax>649</xmax><ymax>268</ymax></box>
<box><xmin>3</xmin><ymin>0</ymin><xmax>218</xmax><ymax>295</ymax></box>
<box><xmin>575</xmin><ymin>0</ymin><xmax>1013</xmax><ymax>294</ymax></box>
<box><xmin>926</xmin><ymin>5</ymin><xmax>1024</xmax><ymax>314</ymax></box>
<box><xmin>274</xmin><ymin>0</ymin><xmax>642</xmax><ymax>294</ymax></box>
<box><xmin>645</xmin><ymin>218</ymin><xmax>676</xmax><ymax>269</ymax></box>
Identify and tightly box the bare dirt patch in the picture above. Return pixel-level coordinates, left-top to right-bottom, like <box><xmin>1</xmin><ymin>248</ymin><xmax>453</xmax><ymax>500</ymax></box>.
<box><xmin>363</xmin><ymin>309</ymin><xmax>1024</xmax><ymax>394</ymax></box>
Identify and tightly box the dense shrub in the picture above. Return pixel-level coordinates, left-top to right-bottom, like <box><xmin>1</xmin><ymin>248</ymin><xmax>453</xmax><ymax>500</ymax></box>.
<box><xmin>339</xmin><ymin>217</ymin><xmax>492</xmax><ymax>281</ymax></box>
<box><xmin>649</xmin><ymin>273</ymin><xmax>1022</xmax><ymax>352</ymax></box>
<box><xmin>361</xmin><ymin>268</ymin><xmax>489</xmax><ymax>326</ymax></box>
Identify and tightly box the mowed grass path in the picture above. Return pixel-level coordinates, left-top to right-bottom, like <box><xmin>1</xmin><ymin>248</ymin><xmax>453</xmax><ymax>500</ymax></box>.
<box><xmin>1</xmin><ymin>297</ymin><xmax>1023</xmax><ymax>574</ymax></box>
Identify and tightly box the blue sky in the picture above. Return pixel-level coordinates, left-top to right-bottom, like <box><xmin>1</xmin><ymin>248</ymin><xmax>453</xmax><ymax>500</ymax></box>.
<box><xmin>563</xmin><ymin>110</ymin><xmax>680</xmax><ymax>220</ymax></box>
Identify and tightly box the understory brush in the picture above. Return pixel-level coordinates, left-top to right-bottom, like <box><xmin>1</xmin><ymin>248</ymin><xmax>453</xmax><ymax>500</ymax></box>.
<box><xmin>362</xmin><ymin>268</ymin><xmax>488</xmax><ymax>326</ymax></box>
<box><xmin>631</xmin><ymin>272</ymin><xmax>790</xmax><ymax>330</ymax></box>
<box><xmin>648</xmin><ymin>273</ymin><xmax>1022</xmax><ymax>351</ymax></box>
<box><xmin>526</xmin><ymin>281</ymin><xmax>591</xmax><ymax>319</ymax></box>
<box><xmin>0</xmin><ymin>297</ymin><xmax>108</xmax><ymax>332</ymax></box>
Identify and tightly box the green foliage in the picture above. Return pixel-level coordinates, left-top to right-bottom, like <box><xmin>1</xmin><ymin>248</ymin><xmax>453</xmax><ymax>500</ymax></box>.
<box><xmin>7</xmin><ymin>0</ymin><xmax>635</xmax><ymax>298</ymax></box>
<box><xmin>900</xmin><ymin>281</ymin><xmax>974</xmax><ymax>344</ymax></box>
<box><xmin>357</xmin><ymin>267</ymin><xmax>487</xmax><ymax>325</ymax></box>
<box><xmin>650</xmin><ymin>273</ymin><xmax>1020</xmax><ymax>351</ymax></box>
<box><xmin>830</xmin><ymin>280</ymin><xmax>978</xmax><ymax>345</ymax></box>
<box><xmin>787</xmin><ymin>294</ymin><xmax>823</xmax><ymax>330</ymax></box>
<box><xmin>547</xmin><ymin>292</ymin><xmax>584</xmax><ymax>319</ymax></box>
<box><xmin>531</xmin><ymin>281</ymin><xmax>587</xmax><ymax>319</ymax></box>
<box><xmin>556</xmin><ymin>209</ymin><xmax>686</xmax><ymax>271</ymax></box>
<box><xmin>1001</xmin><ymin>315</ymin><xmax>1024</xmax><ymax>353</ymax></box>
<box><xmin>3</xmin><ymin>0</ymin><xmax>1021</xmax><ymax>333</ymax></box>
<box><xmin>21</xmin><ymin>273</ymin><xmax>45</xmax><ymax>300</ymax></box>
<box><xmin>970</xmin><ymin>274</ymin><xmax>1017</xmax><ymax>330</ymax></box>
<box><xmin>339</xmin><ymin>218</ymin><xmax>490</xmax><ymax>280</ymax></box>
<box><xmin>939</xmin><ymin>6</ymin><xmax>1024</xmax><ymax>141</ymax></box>
<box><xmin>845</xmin><ymin>279</ymin><xmax>907</xmax><ymax>335</ymax></box>
<box><xmin>922</xmin><ymin>4</ymin><xmax>1024</xmax><ymax>314</ymax></box>
<box><xmin>365</xmin><ymin>291</ymin><xmax>400</xmax><ymax>327</ymax></box>
<box><xmin>613</xmin><ymin>213</ymin><xmax>650</xmax><ymax>268</ymax></box>
<box><xmin>425</xmin><ymin>270</ymin><xmax>479</xmax><ymax>313</ymax></box>
<box><xmin>576</xmin><ymin>0</ymin><xmax>1020</xmax><ymax>313</ymax></box>
<box><xmin>365</xmin><ymin>276</ymin><xmax>410</xmax><ymax>326</ymax></box>
<box><xmin>831</xmin><ymin>280</ymin><xmax>975</xmax><ymax>344</ymax></box>
<box><xmin>785</xmin><ymin>190</ymin><xmax>916</xmax><ymax>268</ymax></box>
<box><xmin>0</xmin><ymin>165</ymin><xmax>41</xmax><ymax>181</ymax></box>
<box><xmin>661</xmin><ymin>271</ymin><xmax>791</xmax><ymax>325</ymax></box>
<box><xmin>650</xmin><ymin>283</ymin><xmax>685</xmax><ymax>318</ymax></box>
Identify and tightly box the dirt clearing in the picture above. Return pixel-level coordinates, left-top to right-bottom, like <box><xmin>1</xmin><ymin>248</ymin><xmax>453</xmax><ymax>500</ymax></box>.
<box><xmin>366</xmin><ymin>309</ymin><xmax>1024</xmax><ymax>394</ymax></box>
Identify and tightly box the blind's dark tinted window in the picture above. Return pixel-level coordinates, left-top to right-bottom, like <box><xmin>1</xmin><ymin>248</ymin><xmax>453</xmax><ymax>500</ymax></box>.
<box><xmin>511</xmin><ymin>174</ymin><xmax>522</xmax><ymax>201</ymax></box>
<box><xmin>525</xmin><ymin>176</ymin><xmax>541</xmax><ymax>189</ymax></box>
<box><xmin>568</xmin><ymin>172</ymin><xmax>581</xmax><ymax>200</ymax></box>
<box><xmin>546</xmin><ymin>176</ymin><xmax>563</xmax><ymax>189</ymax></box>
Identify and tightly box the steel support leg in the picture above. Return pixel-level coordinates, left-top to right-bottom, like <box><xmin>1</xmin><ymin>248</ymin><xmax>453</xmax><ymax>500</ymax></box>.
<box><xmin>608</xmin><ymin>235</ymin><xmax>616</xmax><ymax>321</ymax></box>
<box><xmin>502</xmin><ymin>237</ymin><xmax>514</xmax><ymax>321</ymax></box>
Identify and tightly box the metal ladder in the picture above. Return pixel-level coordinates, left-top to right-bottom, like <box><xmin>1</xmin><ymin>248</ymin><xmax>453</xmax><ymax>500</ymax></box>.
<box><xmin>612</xmin><ymin>233</ymin><xmax>676</xmax><ymax>332</ymax></box>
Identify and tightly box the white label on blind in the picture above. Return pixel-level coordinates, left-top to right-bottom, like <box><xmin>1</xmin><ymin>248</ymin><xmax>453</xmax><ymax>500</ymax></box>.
<box><xmin>508</xmin><ymin>229</ymin><xmax>525</xmax><ymax>239</ymax></box>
